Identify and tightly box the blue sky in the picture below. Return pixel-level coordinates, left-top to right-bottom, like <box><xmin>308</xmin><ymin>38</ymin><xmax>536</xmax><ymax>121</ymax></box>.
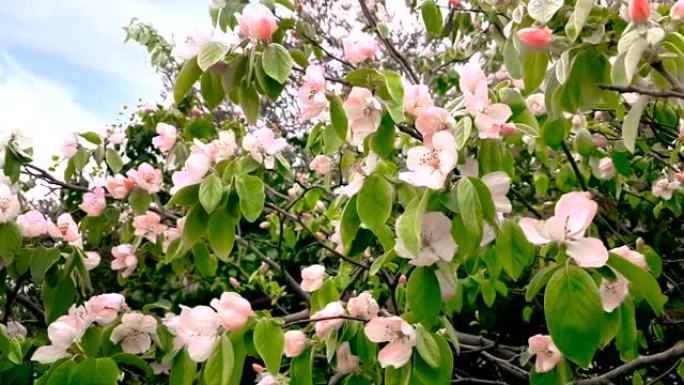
<box><xmin>0</xmin><ymin>0</ymin><xmax>207</xmax><ymax>165</ymax></box>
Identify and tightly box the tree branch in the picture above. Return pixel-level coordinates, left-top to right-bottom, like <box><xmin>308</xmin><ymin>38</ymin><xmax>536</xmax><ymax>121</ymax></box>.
<box><xmin>598</xmin><ymin>84</ymin><xmax>684</xmax><ymax>99</ymax></box>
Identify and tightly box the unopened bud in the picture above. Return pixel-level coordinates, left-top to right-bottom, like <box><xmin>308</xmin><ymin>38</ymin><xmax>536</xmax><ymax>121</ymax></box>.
<box><xmin>260</xmin><ymin>262</ymin><xmax>270</xmax><ymax>273</ymax></box>
<box><xmin>252</xmin><ymin>363</ymin><xmax>264</xmax><ymax>373</ymax></box>
<box><xmin>594</xmin><ymin>111</ymin><xmax>606</xmax><ymax>121</ymax></box>
<box><xmin>592</xmin><ymin>134</ymin><xmax>608</xmax><ymax>148</ymax></box>
<box><xmin>259</xmin><ymin>221</ymin><xmax>271</xmax><ymax>229</ymax></box>
<box><xmin>229</xmin><ymin>277</ymin><xmax>240</xmax><ymax>288</ymax></box>
<box><xmin>315</xmin><ymin>232</ymin><xmax>326</xmax><ymax>241</ymax></box>
<box><xmin>571</xmin><ymin>114</ymin><xmax>584</xmax><ymax>129</ymax></box>
<box><xmin>315</xmin><ymin>201</ymin><xmax>326</xmax><ymax>212</ymax></box>
<box><xmin>636</xmin><ymin>237</ymin><xmax>645</xmax><ymax>249</ymax></box>
<box><xmin>501</xmin><ymin>123</ymin><xmax>517</xmax><ymax>136</ymax></box>
<box><xmin>398</xmin><ymin>274</ymin><xmax>407</xmax><ymax>284</ymax></box>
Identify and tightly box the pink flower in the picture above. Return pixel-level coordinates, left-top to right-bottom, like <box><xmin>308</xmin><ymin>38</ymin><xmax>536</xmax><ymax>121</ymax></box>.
<box><xmin>336</xmin><ymin>341</ymin><xmax>359</xmax><ymax>374</ymax></box>
<box><xmin>342</xmin><ymin>31</ymin><xmax>378</xmax><ymax>64</ymax></box>
<box><xmin>312</xmin><ymin>302</ymin><xmax>346</xmax><ymax>338</ymax></box>
<box><xmin>47</xmin><ymin>213</ymin><xmax>81</xmax><ymax>244</ymax></box>
<box><xmin>79</xmin><ymin>187</ymin><xmax>106</xmax><ymax>216</ymax></box>
<box><xmin>85</xmin><ymin>293</ymin><xmax>126</xmax><ymax>326</ymax></box>
<box><xmin>111</xmin><ymin>244</ymin><xmax>137</xmax><ymax>278</ymax></box>
<box><xmin>399</xmin><ymin>131</ymin><xmax>458</xmax><ymax>189</ymax></box>
<box><xmin>298</xmin><ymin>65</ymin><xmax>328</xmax><ymax>120</ymax></box>
<box><xmin>31</xmin><ymin>306</ymin><xmax>90</xmax><ymax>364</ymax></box>
<box><xmin>133</xmin><ymin>211</ymin><xmax>168</xmax><ymax>243</ymax></box>
<box><xmin>597</xmin><ymin>157</ymin><xmax>615</xmax><ymax>180</ymax></box>
<box><xmin>300</xmin><ymin>264</ymin><xmax>326</xmax><ymax>292</ymax></box>
<box><xmin>3</xmin><ymin>321</ymin><xmax>27</xmax><ymax>338</ymax></box>
<box><xmin>525</xmin><ymin>93</ymin><xmax>546</xmax><ymax>116</ymax></box>
<box><xmin>83</xmin><ymin>251</ymin><xmax>101</xmax><ymax>270</ymax></box>
<box><xmin>519</xmin><ymin>192</ymin><xmax>609</xmax><ymax>268</ymax></box>
<box><xmin>162</xmin><ymin>227</ymin><xmax>180</xmax><ymax>253</ymax></box>
<box><xmin>243</xmin><ymin>128</ymin><xmax>289</xmax><ymax>169</ymax></box>
<box><xmin>403</xmin><ymin>84</ymin><xmax>433</xmax><ymax>116</ymax></box>
<box><xmin>672</xmin><ymin>0</ymin><xmax>684</xmax><ymax>19</ymax></box>
<box><xmin>395</xmin><ymin>212</ymin><xmax>457</xmax><ymax>266</ymax></box>
<box><xmin>343</xmin><ymin>87</ymin><xmax>383</xmax><ymax>145</ymax></box>
<box><xmin>335</xmin><ymin>153</ymin><xmax>378</xmax><ymax>197</ymax></box>
<box><xmin>152</xmin><ymin>123</ymin><xmax>177</xmax><ymax>153</ymax></box>
<box><xmin>229</xmin><ymin>277</ymin><xmax>240</xmax><ymax>288</ymax></box>
<box><xmin>110</xmin><ymin>312</ymin><xmax>158</xmax><ymax>354</ymax></box>
<box><xmin>16</xmin><ymin>210</ymin><xmax>48</xmax><ymax>237</ymax></box>
<box><xmin>107</xmin><ymin>174</ymin><xmax>136</xmax><ymax>199</ymax></box>
<box><xmin>256</xmin><ymin>374</ymin><xmax>276</xmax><ymax>385</ymax></box>
<box><xmin>611</xmin><ymin>245</ymin><xmax>647</xmax><ymax>270</ymax></box>
<box><xmin>516</xmin><ymin>28</ymin><xmax>553</xmax><ymax>51</ymax></box>
<box><xmin>283</xmin><ymin>330</ymin><xmax>307</xmax><ymax>358</ymax></box>
<box><xmin>364</xmin><ymin>316</ymin><xmax>416</xmax><ymax>368</ymax></box>
<box><xmin>107</xmin><ymin>131</ymin><xmax>126</xmax><ymax>145</ymax></box>
<box><xmin>629</xmin><ymin>0</ymin><xmax>650</xmax><ymax>23</ymax></box>
<box><xmin>168</xmin><ymin>305</ymin><xmax>220</xmax><ymax>362</ymax></box>
<box><xmin>0</xmin><ymin>184</ymin><xmax>20</xmax><ymax>223</ymax></box>
<box><xmin>652</xmin><ymin>178</ymin><xmax>680</xmax><ymax>200</ymax></box>
<box><xmin>462</xmin><ymin>76</ymin><xmax>512</xmax><ymax>139</ymax></box>
<box><xmin>482</xmin><ymin>172</ymin><xmax>512</xmax><ymax>213</ymax></box>
<box><xmin>210</xmin><ymin>292</ymin><xmax>253</xmax><ymax>331</ymax></box>
<box><xmin>61</xmin><ymin>135</ymin><xmax>78</xmax><ymax>159</ymax></box>
<box><xmin>171</xmin><ymin>28</ymin><xmax>213</xmax><ymax>62</ymax></box>
<box><xmin>309</xmin><ymin>155</ymin><xmax>332</xmax><ymax>175</ymax></box>
<box><xmin>528</xmin><ymin>335</ymin><xmax>562</xmax><ymax>373</ymax></box>
<box><xmin>347</xmin><ymin>292</ymin><xmax>379</xmax><ymax>320</ymax></box>
<box><xmin>599</xmin><ymin>276</ymin><xmax>630</xmax><ymax>312</ymax></box>
<box><xmin>459</xmin><ymin>61</ymin><xmax>487</xmax><ymax>98</ymax></box>
<box><xmin>436</xmin><ymin>270</ymin><xmax>457</xmax><ymax>301</ymax></box>
<box><xmin>235</xmin><ymin>3</ymin><xmax>278</xmax><ymax>41</ymax></box>
<box><xmin>415</xmin><ymin>107</ymin><xmax>456</xmax><ymax>148</ymax></box>
<box><xmin>127</xmin><ymin>163</ymin><xmax>162</xmax><ymax>194</ymax></box>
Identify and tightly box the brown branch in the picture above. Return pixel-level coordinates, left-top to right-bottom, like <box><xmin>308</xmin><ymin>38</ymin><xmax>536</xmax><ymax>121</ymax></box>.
<box><xmin>598</xmin><ymin>84</ymin><xmax>684</xmax><ymax>99</ymax></box>
<box><xmin>573</xmin><ymin>344</ymin><xmax>684</xmax><ymax>384</ymax></box>
<box><xmin>298</xmin><ymin>31</ymin><xmax>356</xmax><ymax>70</ymax></box>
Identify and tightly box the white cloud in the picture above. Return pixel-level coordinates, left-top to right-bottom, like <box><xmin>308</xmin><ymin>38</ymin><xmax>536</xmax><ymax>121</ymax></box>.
<box><xmin>0</xmin><ymin>52</ymin><xmax>104</xmax><ymax>167</ymax></box>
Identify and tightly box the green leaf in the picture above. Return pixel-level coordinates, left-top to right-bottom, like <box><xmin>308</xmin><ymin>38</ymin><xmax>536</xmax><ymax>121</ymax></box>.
<box><xmin>254</xmin><ymin>318</ymin><xmax>284</xmax><ymax>374</ymax></box>
<box><xmin>262</xmin><ymin>43</ymin><xmax>294</xmax><ymax>84</ymax></box>
<box><xmin>201</xmin><ymin>70</ymin><xmax>226</xmax><ymax>109</ymax></box>
<box><xmin>469</xmin><ymin>176</ymin><xmax>497</xmax><ymax>227</ymax></box>
<box><xmin>239</xmin><ymin>84</ymin><xmax>260</xmax><ymax>125</ymax></box>
<box><xmin>371</xmin><ymin>114</ymin><xmax>396</xmax><ymax>159</ymax></box>
<box><xmin>0</xmin><ymin>326</ymin><xmax>23</xmax><ymax>364</ymax></box>
<box><xmin>183</xmin><ymin>204</ymin><xmax>209</xmax><ymax>247</ymax></box>
<box><xmin>622</xmin><ymin>95</ymin><xmax>648</xmax><ymax>153</ymax></box>
<box><xmin>421</xmin><ymin>0</ymin><xmax>443</xmax><ymax>35</ymax></box>
<box><xmin>235</xmin><ymin>174</ymin><xmax>265</xmax><ymax>222</ymax></box>
<box><xmin>383</xmin><ymin>71</ymin><xmax>404</xmax><ymax>104</ymax></box>
<box><xmin>395</xmin><ymin>191</ymin><xmax>429</xmax><ymax>256</ymax></box>
<box><xmin>457</xmin><ymin>178</ymin><xmax>483</xmax><ymax>245</ymax></box>
<box><xmin>407</xmin><ymin>267</ymin><xmax>441</xmax><ymax>325</ymax></box>
<box><xmin>290</xmin><ymin>347</ymin><xmax>313</xmax><ymax>385</ymax></box>
<box><xmin>323</xmin><ymin>124</ymin><xmax>343</xmax><ymax>154</ymax></box>
<box><xmin>199</xmin><ymin>174</ymin><xmax>223</xmax><ymax>213</ymax></box>
<box><xmin>71</xmin><ymin>358</ymin><xmax>120</xmax><ymax>385</ymax></box>
<box><xmin>496</xmin><ymin>220</ymin><xmax>535</xmax><ymax>280</ymax></box>
<box><xmin>413</xmin><ymin>334</ymin><xmax>453</xmax><ymax>385</ymax></box>
<box><xmin>193</xmin><ymin>242</ymin><xmax>217</xmax><ymax>277</ymax></box>
<box><xmin>566</xmin><ymin>0</ymin><xmax>595</xmax><ymax>41</ymax></box>
<box><xmin>168</xmin><ymin>183</ymin><xmax>200</xmax><ymax>207</ymax></box>
<box><xmin>357</xmin><ymin>175</ymin><xmax>393</xmax><ymax>232</ymax></box>
<box><xmin>415</xmin><ymin>327</ymin><xmax>440</xmax><ymax>368</ymax></box>
<box><xmin>42</xmin><ymin>275</ymin><xmax>77</xmax><ymax>323</ymax></box>
<box><xmin>79</xmin><ymin>131</ymin><xmax>102</xmax><ymax>145</ymax></box>
<box><xmin>544</xmin><ymin>265</ymin><xmax>603</xmax><ymax>367</ymax></box>
<box><xmin>204</xmin><ymin>334</ymin><xmax>234</xmax><ymax>385</ymax></box>
<box><xmin>624</xmin><ymin>38</ymin><xmax>648</xmax><ymax>84</ymax></box>
<box><xmin>311</xmin><ymin>279</ymin><xmax>339</xmax><ymax>313</ymax></box>
<box><xmin>526</xmin><ymin>263</ymin><xmax>560</xmax><ymax>302</ymax></box>
<box><xmin>523</xmin><ymin>51</ymin><xmax>549</xmax><ymax>93</ymax></box>
<box><xmin>527</xmin><ymin>0</ymin><xmax>563</xmax><ymax>24</ymax></box>
<box><xmin>208</xmin><ymin>208</ymin><xmax>236</xmax><ymax>260</ymax></box>
<box><xmin>616</xmin><ymin>299</ymin><xmax>638</xmax><ymax>361</ymax></box>
<box><xmin>328</xmin><ymin>94</ymin><xmax>348</xmax><ymax>140</ymax></box>
<box><xmin>0</xmin><ymin>223</ymin><xmax>22</xmax><ymax>262</ymax></box>
<box><xmin>170</xmin><ymin>349</ymin><xmax>197</xmax><ymax>385</ymax></box>
<box><xmin>607</xmin><ymin>252</ymin><xmax>667</xmax><ymax>315</ymax></box>
<box><xmin>105</xmin><ymin>149</ymin><xmax>123</xmax><ymax>174</ymax></box>
<box><xmin>385</xmin><ymin>362</ymin><xmax>411</xmax><ymax>385</ymax></box>
<box><xmin>341</xmin><ymin>196</ymin><xmax>361</xmax><ymax>251</ymax></box>
<box><xmin>198</xmin><ymin>41</ymin><xmax>231</xmax><ymax>71</ymax></box>
<box><xmin>128</xmin><ymin>187</ymin><xmax>151</xmax><ymax>215</ymax></box>
<box><xmin>174</xmin><ymin>57</ymin><xmax>202</xmax><ymax>104</ymax></box>
<box><xmin>42</xmin><ymin>360</ymin><xmax>77</xmax><ymax>385</ymax></box>
<box><xmin>111</xmin><ymin>353</ymin><xmax>154</xmax><ymax>380</ymax></box>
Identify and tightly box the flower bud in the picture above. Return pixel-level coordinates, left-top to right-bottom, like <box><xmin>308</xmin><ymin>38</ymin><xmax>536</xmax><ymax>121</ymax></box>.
<box><xmin>259</xmin><ymin>221</ymin><xmax>271</xmax><ymax>229</ymax></box>
<box><xmin>629</xmin><ymin>0</ymin><xmax>650</xmax><ymax>23</ymax></box>
<box><xmin>501</xmin><ymin>123</ymin><xmax>517</xmax><ymax>136</ymax></box>
<box><xmin>398</xmin><ymin>274</ymin><xmax>407</xmax><ymax>284</ymax></box>
<box><xmin>252</xmin><ymin>363</ymin><xmax>264</xmax><ymax>373</ymax></box>
<box><xmin>229</xmin><ymin>277</ymin><xmax>240</xmax><ymax>288</ymax></box>
<box><xmin>672</xmin><ymin>0</ymin><xmax>684</xmax><ymax>20</ymax></box>
<box><xmin>516</xmin><ymin>28</ymin><xmax>552</xmax><ymax>51</ymax></box>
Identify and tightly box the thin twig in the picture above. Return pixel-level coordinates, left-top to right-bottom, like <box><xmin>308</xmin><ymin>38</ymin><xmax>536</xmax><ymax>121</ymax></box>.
<box><xmin>598</xmin><ymin>84</ymin><xmax>684</xmax><ymax>99</ymax></box>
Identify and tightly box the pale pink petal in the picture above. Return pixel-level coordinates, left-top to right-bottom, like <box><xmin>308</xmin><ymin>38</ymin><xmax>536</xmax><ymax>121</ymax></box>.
<box><xmin>566</xmin><ymin>237</ymin><xmax>609</xmax><ymax>268</ymax></box>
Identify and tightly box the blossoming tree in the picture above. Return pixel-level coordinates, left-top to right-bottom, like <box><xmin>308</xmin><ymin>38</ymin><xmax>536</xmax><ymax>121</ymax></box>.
<box><xmin>2</xmin><ymin>0</ymin><xmax>684</xmax><ymax>384</ymax></box>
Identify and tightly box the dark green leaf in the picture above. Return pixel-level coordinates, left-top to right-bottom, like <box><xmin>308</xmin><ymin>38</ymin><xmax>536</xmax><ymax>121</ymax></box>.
<box><xmin>235</xmin><ymin>174</ymin><xmax>265</xmax><ymax>222</ymax></box>
<box><xmin>262</xmin><ymin>43</ymin><xmax>294</xmax><ymax>84</ymax></box>
<box><xmin>174</xmin><ymin>57</ymin><xmax>202</xmax><ymax>104</ymax></box>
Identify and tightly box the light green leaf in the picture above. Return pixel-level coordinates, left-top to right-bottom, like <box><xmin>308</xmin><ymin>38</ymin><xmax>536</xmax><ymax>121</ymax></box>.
<box><xmin>208</xmin><ymin>208</ymin><xmax>236</xmax><ymax>260</ymax></box>
<box><xmin>71</xmin><ymin>358</ymin><xmax>120</xmax><ymax>385</ymax></box>
<box><xmin>624</xmin><ymin>38</ymin><xmax>648</xmax><ymax>84</ymax></box>
<box><xmin>290</xmin><ymin>347</ymin><xmax>313</xmax><ymax>385</ymax></box>
<box><xmin>170</xmin><ymin>349</ymin><xmax>197</xmax><ymax>385</ymax></box>
<box><xmin>457</xmin><ymin>178</ymin><xmax>483</xmax><ymax>245</ymax></box>
<box><xmin>527</xmin><ymin>0</ymin><xmax>563</xmax><ymax>24</ymax></box>
<box><xmin>254</xmin><ymin>319</ymin><xmax>284</xmax><ymax>374</ymax></box>
<box><xmin>199</xmin><ymin>174</ymin><xmax>223</xmax><ymax>213</ymax></box>
<box><xmin>262</xmin><ymin>43</ymin><xmax>294</xmax><ymax>84</ymax></box>
<box><xmin>235</xmin><ymin>174</ymin><xmax>265</xmax><ymax>222</ymax></box>
<box><xmin>174</xmin><ymin>57</ymin><xmax>202</xmax><ymax>104</ymax></box>
<box><xmin>357</xmin><ymin>175</ymin><xmax>393</xmax><ymax>232</ymax></box>
<box><xmin>608</xmin><ymin>252</ymin><xmax>667</xmax><ymax>315</ymax></box>
<box><xmin>198</xmin><ymin>41</ymin><xmax>231</xmax><ymax>71</ymax></box>
<box><xmin>105</xmin><ymin>149</ymin><xmax>123</xmax><ymax>174</ymax></box>
<box><xmin>204</xmin><ymin>334</ymin><xmax>234</xmax><ymax>385</ymax></box>
<box><xmin>566</xmin><ymin>0</ymin><xmax>595</xmax><ymax>41</ymax></box>
<box><xmin>182</xmin><ymin>204</ymin><xmax>209</xmax><ymax>247</ymax></box>
<box><xmin>415</xmin><ymin>327</ymin><xmax>440</xmax><ymax>368</ymax></box>
<box><xmin>496</xmin><ymin>219</ymin><xmax>535</xmax><ymax>280</ymax></box>
<box><xmin>421</xmin><ymin>0</ymin><xmax>443</xmax><ymax>35</ymax></box>
<box><xmin>328</xmin><ymin>94</ymin><xmax>348</xmax><ymax>140</ymax></box>
<box><xmin>341</xmin><ymin>196</ymin><xmax>361</xmax><ymax>251</ymax></box>
<box><xmin>239</xmin><ymin>84</ymin><xmax>260</xmax><ymax>125</ymax></box>
<box><xmin>407</xmin><ymin>267</ymin><xmax>441</xmax><ymax>325</ymax></box>
<box><xmin>622</xmin><ymin>95</ymin><xmax>648</xmax><ymax>153</ymax></box>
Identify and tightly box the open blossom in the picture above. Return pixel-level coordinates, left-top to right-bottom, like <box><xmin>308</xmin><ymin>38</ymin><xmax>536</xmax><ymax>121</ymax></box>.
<box><xmin>343</xmin><ymin>87</ymin><xmax>383</xmax><ymax>146</ymax></box>
<box><xmin>597</xmin><ymin>157</ymin><xmax>615</xmax><ymax>180</ymax></box>
<box><xmin>335</xmin><ymin>153</ymin><xmax>378</xmax><ymax>197</ymax></box>
<box><xmin>85</xmin><ymin>293</ymin><xmax>126</xmax><ymax>326</ymax></box>
<box><xmin>300</xmin><ymin>264</ymin><xmax>326</xmax><ymax>292</ymax></box>
<box><xmin>673</xmin><ymin>0</ymin><xmax>684</xmax><ymax>19</ymax></box>
<box><xmin>611</xmin><ymin>245</ymin><xmax>647</xmax><ymax>270</ymax></box>
<box><xmin>312</xmin><ymin>302</ymin><xmax>346</xmax><ymax>338</ymax></box>
<box><xmin>396</xmin><ymin>212</ymin><xmax>457</xmax><ymax>266</ymax></box>
<box><xmin>347</xmin><ymin>292</ymin><xmax>379</xmax><ymax>320</ymax></box>
<box><xmin>31</xmin><ymin>306</ymin><xmax>90</xmax><ymax>364</ymax></box>
<box><xmin>243</xmin><ymin>128</ymin><xmax>289</xmax><ymax>169</ymax></box>
<box><xmin>152</xmin><ymin>123</ymin><xmax>177</xmax><ymax>153</ymax></box>
<box><xmin>16</xmin><ymin>210</ymin><xmax>48</xmax><ymax>237</ymax></box>
<box><xmin>415</xmin><ymin>107</ymin><xmax>455</xmax><ymax>148</ymax></box>
<box><xmin>283</xmin><ymin>330</ymin><xmax>307</xmax><ymax>358</ymax></box>
<box><xmin>519</xmin><ymin>192</ymin><xmax>609</xmax><ymax>268</ymax></box>
<box><xmin>482</xmin><ymin>172</ymin><xmax>512</xmax><ymax>213</ymax></box>
<box><xmin>459</xmin><ymin>60</ymin><xmax>487</xmax><ymax>98</ymax></box>
<box><xmin>0</xmin><ymin>184</ymin><xmax>20</xmax><ymax>223</ymax></box>
<box><xmin>399</xmin><ymin>131</ymin><xmax>457</xmax><ymax>189</ymax></box>
<box><xmin>3</xmin><ymin>321</ymin><xmax>27</xmax><ymax>339</ymax></box>
<box><xmin>127</xmin><ymin>163</ymin><xmax>162</xmax><ymax>194</ymax></box>
<box><xmin>47</xmin><ymin>213</ymin><xmax>81</xmax><ymax>244</ymax></box>
<box><xmin>364</xmin><ymin>316</ymin><xmax>416</xmax><ymax>368</ymax></box>
<box><xmin>342</xmin><ymin>31</ymin><xmax>378</xmax><ymax>64</ymax></box>
<box><xmin>403</xmin><ymin>84</ymin><xmax>433</xmax><ymax>116</ymax></box>
<box><xmin>298</xmin><ymin>65</ymin><xmax>328</xmax><ymax>120</ymax></box>
<box><xmin>516</xmin><ymin>28</ymin><xmax>553</xmax><ymax>51</ymax></box>
<box><xmin>171</xmin><ymin>28</ymin><xmax>213</xmax><ymax>62</ymax></box>
<box><xmin>107</xmin><ymin>174</ymin><xmax>136</xmax><ymax>199</ymax></box>
<box><xmin>336</xmin><ymin>342</ymin><xmax>359</xmax><ymax>374</ymax></box>
<box><xmin>133</xmin><ymin>211</ymin><xmax>168</xmax><ymax>242</ymax></box>
<box><xmin>79</xmin><ymin>187</ymin><xmax>106</xmax><ymax>216</ymax></box>
<box><xmin>528</xmin><ymin>335</ymin><xmax>562</xmax><ymax>373</ymax></box>
<box><xmin>652</xmin><ymin>178</ymin><xmax>680</xmax><ymax>200</ymax></box>
<box><xmin>629</xmin><ymin>0</ymin><xmax>650</xmax><ymax>23</ymax></box>
<box><xmin>83</xmin><ymin>251</ymin><xmax>101</xmax><ymax>270</ymax></box>
<box><xmin>461</xmin><ymin>72</ymin><xmax>512</xmax><ymax>138</ymax></box>
<box><xmin>111</xmin><ymin>244</ymin><xmax>137</xmax><ymax>278</ymax></box>
<box><xmin>525</xmin><ymin>93</ymin><xmax>546</xmax><ymax>116</ymax></box>
<box><xmin>236</xmin><ymin>3</ymin><xmax>278</xmax><ymax>41</ymax></box>
<box><xmin>167</xmin><ymin>305</ymin><xmax>219</xmax><ymax>362</ymax></box>
<box><xmin>61</xmin><ymin>135</ymin><xmax>78</xmax><ymax>159</ymax></box>
<box><xmin>210</xmin><ymin>292</ymin><xmax>253</xmax><ymax>331</ymax></box>
<box><xmin>256</xmin><ymin>374</ymin><xmax>276</xmax><ymax>385</ymax></box>
<box><xmin>599</xmin><ymin>276</ymin><xmax>630</xmax><ymax>312</ymax></box>
<box><xmin>309</xmin><ymin>155</ymin><xmax>332</xmax><ymax>175</ymax></box>
<box><xmin>110</xmin><ymin>312</ymin><xmax>158</xmax><ymax>354</ymax></box>
<box><xmin>107</xmin><ymin>131</ymin><xmax>126</xmax><ymax>145</ymax></box>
